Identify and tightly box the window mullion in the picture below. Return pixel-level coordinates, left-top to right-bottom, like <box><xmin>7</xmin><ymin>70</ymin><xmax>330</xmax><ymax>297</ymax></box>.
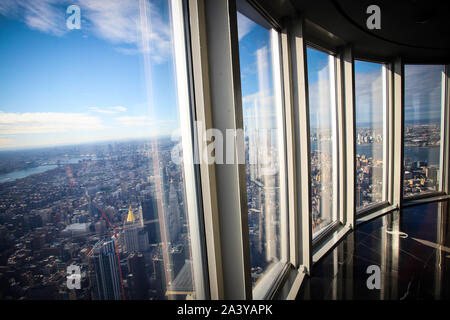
<box><xmin>392</xmin><ymin>57</ymin><xmax>404</xmax><ymax>207</ymax></box>
<box><xmin>287</xmin><ymin>16</ymin><xmax>312</xmax><ymax>273</ymax></box>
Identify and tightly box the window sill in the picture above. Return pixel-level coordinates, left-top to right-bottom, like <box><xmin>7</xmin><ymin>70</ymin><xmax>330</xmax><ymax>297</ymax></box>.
<box><xmin>268</xmin><ymin>263</ymin><xmax>307</xmax><ymax>300</ymax></box>
<box><xmin>356</xmin><ymin>201</ymin><xmax>391</xmax><ymax>218</ymax></box>
<box><xmin>355</xmin><ymin>203</ymin><xmax>399</xmax><ymax>227</ymax></box>
<box><xmin>253</xmin><ymin>261</ymin><xmax>289</xmax><ymax>300</ymax></box>
<box><xmin>402</xmin><ymin>193</ymin><xmax>450</xmax><ymax>208</ymax></box>
<box><xmin>312</xmin><ymin>224</ymin><xmax>352</xmax><ymax>264</ymax></box>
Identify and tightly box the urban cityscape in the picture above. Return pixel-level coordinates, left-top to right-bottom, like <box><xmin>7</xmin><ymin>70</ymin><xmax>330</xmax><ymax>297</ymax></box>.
<box><xmin>0</xmin><ymin>138</ymin><xmax>196</xmax><ymax>300</ymax></box>
<box><xmin>0</xmin><ymin>123</ymin><xmax>442</xmax><ymax>299</ymax></box>
<box><xmin>0</xmin><ymin>131</ymin><xmax>285</xmax><ymax>299</ymax></box>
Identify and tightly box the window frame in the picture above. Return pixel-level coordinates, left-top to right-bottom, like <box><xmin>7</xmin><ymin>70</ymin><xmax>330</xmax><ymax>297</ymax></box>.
<box><xmin>304</xmin><ymin>43</ymin><xmax>342</xmax><ymax>242</ymax></box>
<box><xmin>353</xmin><ymin>59</ymin><xmax>392</xmax><ymax>216</ymax></box>
<box><xmin>170</xmin><ymin>0</ymin><xmax>211</xmax><ymax>299</ymax></box>
<box><xmin>402</xmin><ymin>63</ymin><xmax>448</xmax><ymax>202</ymax></box>
<box><xmin>235</xmin><ymin>2</ymin><xmax>290</xmax><ymax>300</ymax></box>
<box><xmin>186</xmin><ymin>0</ymin><xmax>450</xmax><ymax>301</ymax></box>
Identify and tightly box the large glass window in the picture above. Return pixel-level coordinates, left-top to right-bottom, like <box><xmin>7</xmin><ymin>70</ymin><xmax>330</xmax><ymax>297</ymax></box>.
<box><xmin>0</xmin><ymin>0</ymin><xmax>205</xmax><ymax>300</ymax></box>
<box><xmin>403</xmin><ymin>65</ymin><xmax>445</xmax><ymax>197</ymax></box>
<box><xmin>306</xmin><ymin>47</ymin><xmax>338</xmax><ymax>237</ymax></box>
<box><xmin>354</xmin><ymin>60</ymin><xmax>387</xmax><ymax>210</ymax></box>
<box><xmin>237</xmin><ymin>9</ymin><xmax>287</xmax><ymax>292</ymax></box>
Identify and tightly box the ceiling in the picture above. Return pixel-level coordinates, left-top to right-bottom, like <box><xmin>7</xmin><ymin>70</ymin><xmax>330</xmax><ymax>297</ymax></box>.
<box><xmin>255</xmin><ymin>0</ymin><xmax>450</xmax><ymax>62</ymax></box>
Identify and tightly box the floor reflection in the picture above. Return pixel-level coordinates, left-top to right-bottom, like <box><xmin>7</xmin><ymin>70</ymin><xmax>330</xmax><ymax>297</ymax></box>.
<box><xmin>296</xmin><ymin>200</ymin><xmax>450</xmax><ymax>299</ymax></box>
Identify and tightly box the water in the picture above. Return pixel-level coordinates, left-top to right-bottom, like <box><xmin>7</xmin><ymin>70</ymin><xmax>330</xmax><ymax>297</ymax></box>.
<box><xmin>0</xmin><ymin>145</ymin><xmax>440</xmax><ymax>184</ymax></box>
<box><xmin>311</xmin><ymin>140</ymin><xmax>440</xmax><ymax>165</ymax></box>
<box><xmin>0</xmin><ymin>157</ymin><xmax>95</xmax><ymax>184</ymax></box>
<box><xmin>0</xmin><ymin>165</ymin><xmax>58</xmax><ymax>183</ymax></box>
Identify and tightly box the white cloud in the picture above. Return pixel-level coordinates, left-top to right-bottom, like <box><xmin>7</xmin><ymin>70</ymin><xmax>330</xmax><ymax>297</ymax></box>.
<box><xmin>0</xmin><ymin>0</ymin><xmax>67</xmax><ymax>36</ymax></box>
<box><xmin>237</xmin><ymin>12</ymin><xmax>255</xmax><ymax>41</ymax></box>
<box><xmin>0</xmin><ymin>111</ymin><xmax>103</xmax><ymax>134</ymax></box>
<box><xmin>89</xmin><ymin>106</ymin><xmax>127</xmax><ymax>114</ymax></box>
<box><xmin>0</xmin><ymin>0</ymin><xmax>172</xmax><ymax>63</ymax></box>
<box><xmin>78</xmin><ymin>0</ymin><xmax>172</xmax><ymax>63</ymax></box>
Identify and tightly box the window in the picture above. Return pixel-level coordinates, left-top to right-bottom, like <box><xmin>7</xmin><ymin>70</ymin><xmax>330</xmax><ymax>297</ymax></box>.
<box><xmin>237</xmin><ymin>9</ymin><xmax>287</xmax><ymax>294</ymax></box>
<box><xmin>305</xmin><ymin>47</ymin><xmax>338</xmax><ymax>237</ymax></box>
<box><xmin>0</xmin><ymin>0</ymin><xmax>206</xmax><ymax>300</ymax></box>
<box><xmin>403</xmin><ymin>65</ymin><xmax>445</xmax><ymax>197</ymax></box>
<box><xmin>354</xmin><ymin>60</ymin><xmax>387</xmax><ymax>210</ymax></box>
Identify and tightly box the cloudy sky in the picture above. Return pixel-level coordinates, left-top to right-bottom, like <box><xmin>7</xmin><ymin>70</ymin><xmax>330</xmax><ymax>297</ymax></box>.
<box><xmin>0</xmin><ymin>0</ymin><xmax>178</xmax><ymax>150</ymax></box>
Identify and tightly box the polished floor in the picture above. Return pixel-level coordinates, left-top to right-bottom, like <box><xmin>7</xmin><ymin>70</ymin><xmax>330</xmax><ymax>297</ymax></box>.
<box><xmin>296</xmin><ymin>200</ymin><xmax>450</xmax><ymax>300</ymax></box>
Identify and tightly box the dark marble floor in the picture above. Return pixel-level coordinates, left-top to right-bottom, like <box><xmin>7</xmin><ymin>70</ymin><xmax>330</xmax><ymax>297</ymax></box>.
<box><xmin>296</xmin><ymin>200</ymin><xmax>450</xmax><ymax>300</ymax></box>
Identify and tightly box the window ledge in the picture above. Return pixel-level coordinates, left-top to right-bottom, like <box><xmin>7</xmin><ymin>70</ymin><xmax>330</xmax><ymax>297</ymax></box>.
<box><xmin>402</xmin><ymin>194</ymin><xmax>450</xmax><ymax>208</ymax></box>
<box><xmin>355</xmin><ymin>203</ymin><xmax>399</xmax><ymax>227</ymax></box>
<box><xmin>270</xmin><ymin>264</ymin><xmax>307</xmax><ymax>300</ymax></box>
<box><xmin>312</xmin><ymin>224</ymin><xmax>352</xmax><ymax>264</ymax></box>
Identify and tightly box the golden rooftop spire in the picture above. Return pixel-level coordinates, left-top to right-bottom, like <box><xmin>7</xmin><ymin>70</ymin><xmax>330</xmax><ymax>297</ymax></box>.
<box><xmin>126</xmin><ymin>205</ymin><xmax>136</xmax><ymax>223</ymax></box>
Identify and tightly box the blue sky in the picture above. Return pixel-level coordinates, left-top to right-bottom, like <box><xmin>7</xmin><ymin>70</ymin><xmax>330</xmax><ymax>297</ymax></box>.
<box><xmin>0</xmin><ymin>0</ymin><xmax>179</xmax><ymax>150</ymax></box>
<box><xmin>354</xmin><ymin>60</ymin><xmax>384</xmax><ymax>127</ymax></box>
<box><xmin>237</xmin><ymin>12</ymin><xmax>277</xmax><ymax>130</ymax></box>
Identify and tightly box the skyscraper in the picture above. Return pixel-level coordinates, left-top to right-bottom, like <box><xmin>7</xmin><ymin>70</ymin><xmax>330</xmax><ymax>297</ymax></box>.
<box><xmin>89</xmin><ymin>239</ymin><xmax>123</xmax><ymax>300</ymax></box>
<box><xmin>121</xmin><ymin>206</ymin><xmax>149</xmax><ymax>253</ymax></box>
<box><xmin>141</xmin><ymin>195</ymin><xmax>160</xmax><ymax>245</ymax></box>
<box><xmin>127</xmin><ymin>252</ymin><xmax>149</xmax><ymax>299</ymax></box>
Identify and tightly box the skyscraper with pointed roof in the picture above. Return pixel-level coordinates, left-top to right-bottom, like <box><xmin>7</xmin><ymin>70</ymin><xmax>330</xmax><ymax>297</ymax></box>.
<box><xmin>121</xmin><ymin>206</ymin><xmax>149</xmax><ymax>253</ymax></box>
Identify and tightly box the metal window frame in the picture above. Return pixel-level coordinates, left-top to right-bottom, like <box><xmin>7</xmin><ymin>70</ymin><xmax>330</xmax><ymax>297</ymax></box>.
<box><xmin>443</xmin><ymin>65</ymin><xmax>450</xmax><ymax>194</ymax></box>
<box><xmin>187</xmin><ymin>0</ymin><xmax>225</xmax><ymax>300</ymax></box>
<box><xmin>392</xmin><ymin>58</ymin><xmax>404</xmax><ymax>208</ymax></box>
<box><xmin>270</xmin><ymin>28</ymin><xmax>290</xmax><ymax>268</ymax></box>
<box><xmin>339</xmin><ymin>46</ymin><xmax>355</xmax><ymax>229</ymax></box>
<box><xmin>285</xmin><ymin>15</ymin><xmax>313</xmax><ymax>274</ymax></box>
<box><xmin>248</xmin><ymin>23</ymin><xmax>291</xmax><ymax>301</ymax></box>
<box><xmin>353</xmin><ymin>59</ymin><xmax>392</xmax><ymax>216</ymax></box>
<box><xmin>188</xmin><ymin>0</ymin><xmax>252</xmax><ymax>300</ymax></box>
<box><xmin>189</xmin><ymin>0</ymin><xmax>296</xmax><ymax>301</ymax></box>
<box><xmin>304</xmin><ymin>44</ymin><xmax>342</xmax><ymax>241</ymax></box>
<box><xmin>170</xmin><ymin>0</ymin><xmax>210</xmax><ymax>299</ymax></box>
<box><xmin>402</xmin><ymin>63</ymin><xmax>448</xmax><ymax>202</ymax></box>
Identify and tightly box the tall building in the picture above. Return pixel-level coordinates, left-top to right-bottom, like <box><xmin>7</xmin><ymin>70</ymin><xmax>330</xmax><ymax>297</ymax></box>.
<box><xmin>166</xmin><ymin>180</ymin><xmax>182</xmax><ymax>244</ymax></box>
<box><xmin>88</xmin><ymin>239</ymin><xmax>123</xmax><ymax>300</ymax></box>
<box><xmin>141</xmin><ymin>195</ymin><xmax>160</xmax><ymax>245</ymax></box>
<box><xmin>121</xmin><ymin>206</ymin><xmax>149</xmax><ymax>253</ymax></box>
<box><xmin>127</xmin><ymin>252</ymin><xmax>149</xmax><ymax>299</ymax></box>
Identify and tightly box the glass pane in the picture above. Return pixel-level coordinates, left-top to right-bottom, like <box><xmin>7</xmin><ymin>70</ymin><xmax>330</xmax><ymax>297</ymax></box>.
<box><xmin>237</xmin><ymin>11</ymin><xmax>284</xmax><ymax>288</ymax></box>
<box><xmin>0</xmin><ymin>0</ymin><xmax>203</xmax><ymax>300</ymax></box>
<box><xmin>354</xmin><ymin>60</ymin><xmax>386</xmax><ymax>209</ymax></box>
<box><xmin>306</xmin><ymin>47</ymin><xmax>338</xmax><ymax>237</ymax></box>
<box><xmin>403</xmin><ymin>65</ymin><xmax>444</xmax><ymax>197</ymax></box>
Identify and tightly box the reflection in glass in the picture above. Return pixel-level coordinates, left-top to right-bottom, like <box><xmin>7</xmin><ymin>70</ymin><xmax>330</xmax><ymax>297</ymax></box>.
<box><xmin>237</xmin><ymin>11</ymin><xmax>285</xmax><ymax>288</ymax></box>
<box><xmin>306</xmin><ymin>47</ymin><xmax>338</xmax><ymax>236</ymax></box>
<box><xmin>0</xmin><ymin>0</ymin><xmax>203</xmax><ymax>300</ymax></box>
<box><xmin>354</xmin><ymin>61</ymin><xmax>386</xmax><ymax>209</ymax></box>
<box><xmin>403</xmin><ymin>65</ymin><xmax>444</xmax><ymax>197</ymax></box>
